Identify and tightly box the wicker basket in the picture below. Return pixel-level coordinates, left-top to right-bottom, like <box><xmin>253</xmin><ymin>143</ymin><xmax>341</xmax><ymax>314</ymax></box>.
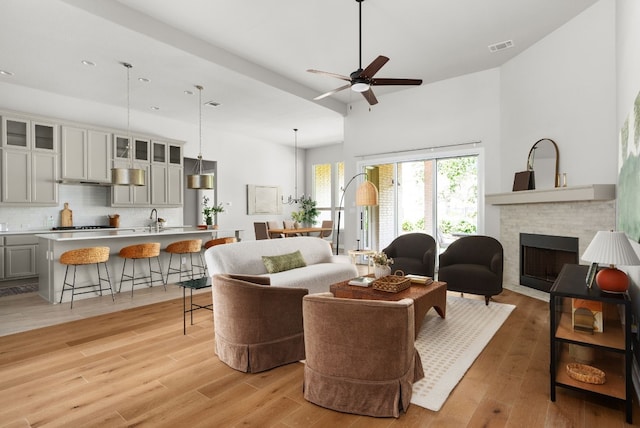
<box><xmin>372</xmin><ymin>272</ymin><xmax>411</xmax><ymax>293</ymax></box>
<box><xmin>566</xmin><ymin>363</ymin><xmax>606</xmax><ymax>385</ymax></box>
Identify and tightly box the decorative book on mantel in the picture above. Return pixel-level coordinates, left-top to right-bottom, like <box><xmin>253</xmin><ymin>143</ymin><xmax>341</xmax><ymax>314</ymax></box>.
<box><xmin>348</xmin><ymin>276</ymin><xmax>374</xmax><ymax>287</ymax></box>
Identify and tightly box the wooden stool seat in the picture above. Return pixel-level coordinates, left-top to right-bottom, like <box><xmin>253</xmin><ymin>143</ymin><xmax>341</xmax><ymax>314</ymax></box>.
<box><xmin>59</xmin><ymin>246</ymin><xmax>114</xmax><ymax>309</ymax></box>
<box><xmin>204</xmin><ymin>237</ymin><xmax>237</xmax><ymax>249</ymax></box>
<box><xmin>118</xmin><ymin>243</ymin><xmax>165</xmax><ymax>296</ymax></box>
<box><xmin>166</xmin><ymin>239</ymin><xmax>206</xmax><ymax>282</ymax></box>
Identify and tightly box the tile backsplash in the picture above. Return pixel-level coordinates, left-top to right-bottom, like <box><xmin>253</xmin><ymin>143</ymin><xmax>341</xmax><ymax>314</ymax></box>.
<box><xmin>0</xmin><ymin>184</ymin><xmax>183</xmax><ymax>231</ymax></box>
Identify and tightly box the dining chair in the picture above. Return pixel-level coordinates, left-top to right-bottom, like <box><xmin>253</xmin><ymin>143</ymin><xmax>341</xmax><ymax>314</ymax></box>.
<box><xmin>267</xmin><ymin>220</ymin><xmax>284</xmax><ymax>238</ymax></box>
<box><xmin>253</xmin><ymin>222</ymin><xmax>271</xmax><ymax>240</ymax></box>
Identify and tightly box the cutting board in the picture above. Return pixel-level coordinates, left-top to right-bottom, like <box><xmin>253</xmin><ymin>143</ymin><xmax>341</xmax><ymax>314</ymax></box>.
<box><xmin>60</xmin><ymin>202</ymin><xmax>73</xmax><ymax>227</ymax></box>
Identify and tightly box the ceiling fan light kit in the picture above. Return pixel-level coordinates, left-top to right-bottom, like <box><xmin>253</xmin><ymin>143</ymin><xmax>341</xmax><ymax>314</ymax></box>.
<box><xmin>308</xmin><ymin>0</ymin><xmax>422</xmax><ymax>105</ymax></box>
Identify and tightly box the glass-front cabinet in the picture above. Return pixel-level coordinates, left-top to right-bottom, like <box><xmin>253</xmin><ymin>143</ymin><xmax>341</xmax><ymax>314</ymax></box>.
<box><xmin>151</xmin><ymin>140</ymin><xmax>183</xmax><ymax>206</ymax></box>
<box><xmin>1</xmin><ymin>115</ymin><xmax>58</xmax><ymax>205</ymax></box>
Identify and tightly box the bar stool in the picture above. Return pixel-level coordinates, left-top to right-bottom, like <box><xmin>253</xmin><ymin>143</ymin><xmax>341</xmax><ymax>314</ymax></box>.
<box><xmin>204</xmin><ymin>236</ymin><xmax>237</xmax><ymax>249</ymax></box>
<box><xmin>59</xmin><ymin>246</ymin><xmax>114</xmax><ymax>309</ymax></box>
<box><xmin>118</xmin><ymin>242</ymin><xmax>165</xmax><ymax>296</ymax></box>
<box><xmin>165</xmin><ymin>239</ymin><xmax>206</xmax><ymax>282</ymax></box>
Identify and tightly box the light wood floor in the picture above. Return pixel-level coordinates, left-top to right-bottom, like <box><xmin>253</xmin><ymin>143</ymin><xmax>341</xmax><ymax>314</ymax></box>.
<box><xmin>0</xmin><ymin>285</ymin><xmax>638</xmax><ymax>426</ymax></box>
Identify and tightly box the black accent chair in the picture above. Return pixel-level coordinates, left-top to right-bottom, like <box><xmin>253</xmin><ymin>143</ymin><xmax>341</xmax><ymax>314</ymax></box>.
<box><xmin>382</xmin><ymin>233</ymin><xmax>436</xmax><ymax>277</ymax></box>
<box><xmin>437</xmin><ymin>235</ymin><xmax>503</xmax><ymax>305</ymax></box>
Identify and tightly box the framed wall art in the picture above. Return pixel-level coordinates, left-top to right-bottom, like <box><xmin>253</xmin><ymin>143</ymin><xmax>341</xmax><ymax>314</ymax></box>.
<box><xmin>247</xmin><ymin>184</ymin><xmax>282</xmax><ymax>215</ymax></box>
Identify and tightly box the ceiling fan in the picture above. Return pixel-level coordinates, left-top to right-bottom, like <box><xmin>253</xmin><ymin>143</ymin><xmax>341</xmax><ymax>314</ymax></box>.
<box><xmin>308</xmin><ymin>0</ymin><xmax>422</xmax><ymax>106</ymax></box>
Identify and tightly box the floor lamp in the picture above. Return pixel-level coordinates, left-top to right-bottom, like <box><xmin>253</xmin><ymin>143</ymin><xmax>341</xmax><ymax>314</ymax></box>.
<box><xmin>335</xmin><ymin>172</ymin><xmax>379</xmax><ymax>255</ymax></box>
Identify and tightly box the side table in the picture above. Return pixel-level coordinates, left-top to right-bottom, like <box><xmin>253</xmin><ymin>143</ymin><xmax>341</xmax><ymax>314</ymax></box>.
<box><xmin>549</xmin><ymin>264</ymin><xmax>632</xmax><ymax>423</ymax></box>
<box><xmin>177</xmin><ymin>277</ymin><xmax>213</xmax><ymax>335</ymax></box>
<box><xmin>347</xmin><ymin>249</ymin><xmax>376</xmax><ymax>274</ymax></box>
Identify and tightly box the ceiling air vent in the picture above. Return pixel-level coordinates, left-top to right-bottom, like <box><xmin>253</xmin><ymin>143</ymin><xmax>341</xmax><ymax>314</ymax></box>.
<box><xmin>488</xmin><ymin>40</ymin><xmax>514</xmax><ymax>53</ymax></box>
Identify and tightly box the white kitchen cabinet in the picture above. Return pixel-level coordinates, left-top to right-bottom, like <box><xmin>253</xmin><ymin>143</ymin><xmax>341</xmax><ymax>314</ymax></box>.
<box><xmin>1</xmin><ymin>115</ymin><xmax>58</xmax><ymax>205</ymax></box>
<box><xmin>2</xmin><ymin>116</ymin><xmax>57</xmax><ymax>151</ymax></box>
<box><xmin>150</xmin><ymin>140</ymin><xmax>183</xmax><ymax>206</ymax></box>
<box><xmin>111</xmin><ymin>136</ymin><xmax>152</xmax><ymax>207</ymax></box>
<box><xmin>2</xmin><ymin>235</ymin><xmax>38</xmax><ymax>279</ymax></box>
<box><xmin>61</xmin><ymin>126</ymin><xmax>112</xmax><ymax>183</ymax></box>
<box><xmin>1</xmin><ymin>149</ymin><xmax>57</xmax><ymax>204</ymax></box>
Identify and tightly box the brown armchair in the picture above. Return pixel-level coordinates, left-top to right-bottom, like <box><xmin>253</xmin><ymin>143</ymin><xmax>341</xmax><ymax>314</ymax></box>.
<box><xmin>302</xmin><ymin>293</ymin><xmax>424</xmax><ymax>418</ymax></box>
<box><xmin>437</xmin><ymin>235</ymin><xmax>503</xmax><ymax>305</ymax></box>
<box><xmin>212</xmin><ymin>274</ymin><xmax>307</xmax><ymax>373</ymax></box>
<box><xmin>382</xmin><ymin>233</ymin><xmax>436</xmax><ymax>277</ymax></box>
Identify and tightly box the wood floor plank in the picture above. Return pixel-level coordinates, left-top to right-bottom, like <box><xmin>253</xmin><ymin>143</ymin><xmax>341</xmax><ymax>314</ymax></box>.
<box><xmin>0</xmin><ymin>286</ymin><xmax>637</xmax><ymax>426</ymax></box>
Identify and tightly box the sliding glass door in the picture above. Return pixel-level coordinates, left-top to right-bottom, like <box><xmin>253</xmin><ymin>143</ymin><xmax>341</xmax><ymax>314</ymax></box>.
<box><xmin>365</xmin><ymin>154</ymin><xmax>478</xmax><ymax>254</ymax></box>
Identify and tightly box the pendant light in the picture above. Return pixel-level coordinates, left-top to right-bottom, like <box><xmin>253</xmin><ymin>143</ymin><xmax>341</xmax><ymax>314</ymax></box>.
<box><xmin>187</xmin><ymin>85</ymin><xmax>214</xmax><ymax>189</ymax></box>
<box><xmin>282</xmin><ymin>128</ymin><xmax>304</xmax><ymax>204</ymax></box>
<box><xmin>111</xmin><ymin>62</ymin><xmax>145</xmax><ymax>186</ymax></box>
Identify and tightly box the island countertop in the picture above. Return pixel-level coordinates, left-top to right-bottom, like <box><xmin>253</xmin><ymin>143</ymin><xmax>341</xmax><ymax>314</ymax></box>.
<box><xmin>36</xmin><ymin>227</ymin><xmax>242</xmax><ymax>242</ymax></box>
<box><xmin>36</xmin><ymin>227</ymin><xmax>243</xmax><ymax>304</ymax></box>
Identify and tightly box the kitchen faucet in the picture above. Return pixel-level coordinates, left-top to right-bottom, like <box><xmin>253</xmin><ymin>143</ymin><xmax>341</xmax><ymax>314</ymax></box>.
<box><xmin>149</xmin><ymin>208</ymin><xmax>159</xmax><ymax>231</ymax></box>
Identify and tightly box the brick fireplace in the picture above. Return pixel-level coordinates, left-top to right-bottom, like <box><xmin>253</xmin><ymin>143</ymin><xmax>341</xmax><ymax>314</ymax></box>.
<box><xmin>489</xmin><ymin>186</ymin><xmax>616</xmax><ymax>291</ymax></box>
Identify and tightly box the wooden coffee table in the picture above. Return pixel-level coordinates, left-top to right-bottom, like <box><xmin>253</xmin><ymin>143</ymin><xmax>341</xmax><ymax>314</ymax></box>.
<box><xmin>330</xmin><ymin>278</ymin><xmax>447</xmax><ymax>337</ymax></box>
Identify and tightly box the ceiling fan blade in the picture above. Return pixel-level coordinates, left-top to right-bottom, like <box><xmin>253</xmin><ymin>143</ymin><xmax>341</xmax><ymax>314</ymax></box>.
<box><xmin>313</xmin><ymin>83</ymin><xmax>352</xmax><ymax>101</ymax></box>
<box><xmin>360</xmin><ymin>56</ymin><xmax>389</xmax><ymax>79</ymax></box>
<box><xmin>371</xmin><ymin>78</ymin><xmax>423</xmax><ymax>86</ymax></box>
<box><xmin>307</xmin><ymin>69</ymin><xmax>351</xmax><ymax>82</ymax></box>
<box><xmin>361</xmin><ymin>88</ymin><xmax>378</xmax><ymax>105</ymax></box>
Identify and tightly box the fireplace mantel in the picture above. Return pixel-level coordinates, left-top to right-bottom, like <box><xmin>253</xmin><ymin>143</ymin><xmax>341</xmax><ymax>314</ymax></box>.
<box><xmin>485</xmin><ymin>184</ymin><xmax>615</xmax><ymax>205</ymax></box>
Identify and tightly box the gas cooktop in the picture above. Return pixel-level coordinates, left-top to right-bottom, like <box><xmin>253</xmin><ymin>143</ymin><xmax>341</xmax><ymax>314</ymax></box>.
<box><xmin>51</xmin><ymin>225</ymin><xmax>115</xmax><ymax>231</ymax></box>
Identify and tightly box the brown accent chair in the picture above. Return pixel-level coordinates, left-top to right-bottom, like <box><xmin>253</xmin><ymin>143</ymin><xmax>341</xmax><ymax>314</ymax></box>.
<box><xmin>302</xmin><ymin>293</ymin><xmax>424</xmax><ymax>418</ymax></box>
<box><xmin>437</xmin><ymin>235</ymin><xmax>503</xmax><ymax>305</ymax></box>
<box><xmin>382</xmin><ymin>233</ymin><xmax>436</xmax><ymax>277</ymax></box>
<box><xmin>212</xmin><ymin>274</ymin><xmax>307</xmax><ymax>373</ymax></box>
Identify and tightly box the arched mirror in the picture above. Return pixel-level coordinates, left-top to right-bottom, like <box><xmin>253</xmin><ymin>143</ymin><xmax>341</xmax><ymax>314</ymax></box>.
<box><xmin>527</xmin><ymin>138</ymin><xmax>559</xmax><ymax>189</ymax></box>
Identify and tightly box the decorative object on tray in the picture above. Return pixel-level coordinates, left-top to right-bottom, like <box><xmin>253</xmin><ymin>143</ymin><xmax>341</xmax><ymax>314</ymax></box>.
<box><xmin>406</xmin><ymin>274</ymin><xmax>434</xmax><ymax>285</ymax></box>
<box><xmin>372</xmin><ymin>251</ymin><xmax>393</xmax><ymax>278</ymax></box>
<box><xmin>348</xmin><ymin>276</ymin><xmax>374</xmax><ymax>287</ymax></box>
<box><xmin>566</xmin><ymin>363</ymin><xmax>606</xmax><ymax>385</ymax></box>
<box><xmin>372</xmin><ymin>271</ymin><xmax>411</xmax><ymax>293</ymax></box>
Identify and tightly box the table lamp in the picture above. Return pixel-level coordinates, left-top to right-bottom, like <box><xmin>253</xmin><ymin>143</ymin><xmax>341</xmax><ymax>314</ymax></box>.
<box><xmin>581</xmin><ymin>230</ymin><xmax>640</xmax><ymax>293</ymax></box>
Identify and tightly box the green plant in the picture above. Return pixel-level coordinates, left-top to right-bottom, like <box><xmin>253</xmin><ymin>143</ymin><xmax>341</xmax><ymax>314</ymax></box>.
<box><xmin>202</xmin><ymin>196</ymin><xmax>224</xmax><ymax>224</ymax></box>
<box><xmin>291</xmin><ymin>196</ymin><xmax>319</xmax><ymax>225</ymax></box>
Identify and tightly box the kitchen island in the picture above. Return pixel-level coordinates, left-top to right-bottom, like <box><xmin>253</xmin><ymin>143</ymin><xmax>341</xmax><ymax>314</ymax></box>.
<box><xmin>36</xmin><ymin>227</ymin><xmax>242</xmax><ymax>304</ymax></box>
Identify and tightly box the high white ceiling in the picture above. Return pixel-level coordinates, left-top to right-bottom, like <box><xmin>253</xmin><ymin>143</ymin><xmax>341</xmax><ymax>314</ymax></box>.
<box><xmin>0</xmin><ymin>0</ymin><xmax>597</xmax><ymax>148</ymax></box>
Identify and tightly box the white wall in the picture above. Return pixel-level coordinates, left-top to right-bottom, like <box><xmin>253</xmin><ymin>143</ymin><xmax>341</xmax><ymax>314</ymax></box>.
<box><xmin>500</xmin><ymin>0</ymin><xmax>617</xmax><ymax>190</ymax></box>
<box><xmin>0</xmin><ymin>82</ymin><xmax>302</xmax><ymax>237</ymax></box>
<box><xmin>340</xmin><ymin>69</ymin><xmax>502</xmax><ymax>250</ymax></box>
<box><xmin>616</xmin><ymin>0</ymin><xmax>640</xmax><ymax>323</ymax></box>
<box><xmin>330</xmin><ymin>0</ymin><xmax>617</xmax><ymax>253</ymax></box>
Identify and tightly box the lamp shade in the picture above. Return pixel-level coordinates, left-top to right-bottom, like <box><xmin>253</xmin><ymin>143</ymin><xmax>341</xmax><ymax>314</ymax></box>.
<box><xmin>581</xmin><ymin>231</ymin><xmax>640</xmax><ymax>267</ymax></box>
<box><xmin>355</xmin><ymin>180</ymin><xmax>379</xmax><ymax>206</ymax></box>
<box><xmin>111</xmin><ymin>167</ymin><xmax>145</xmax><ymax>186</ymax></box>
<box><xmin>581</xmin><ymin>231</ymin><xmax>640</xmax><ymax>293</ymax></box>
<box><xmin>187</xmin><ymin>173</ymin><xmax>214</xmax><ymax>190</ymax></box>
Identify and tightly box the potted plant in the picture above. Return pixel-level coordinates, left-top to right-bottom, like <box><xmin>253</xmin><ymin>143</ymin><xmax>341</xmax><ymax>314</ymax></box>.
<box><xmin>371</xmin><ymin>251</ymin><xmax>394</xmax><ymax>278</ymax></box>
<box><xmin>291</xmin><ymin>196</ymin><xmax>319</xmax><ymax>227</ymax></box>
<box><xmin>202</xmin><ymin>196</ymin><xmax>224</xmax><ymax>227</ymax></box>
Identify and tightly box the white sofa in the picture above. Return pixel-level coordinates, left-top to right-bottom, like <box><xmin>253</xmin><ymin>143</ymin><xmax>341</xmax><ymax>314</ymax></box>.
<box><xmin>204</xmin><ymin>236</ymin><xmax>358</xmax><ymax>294</ymax></box>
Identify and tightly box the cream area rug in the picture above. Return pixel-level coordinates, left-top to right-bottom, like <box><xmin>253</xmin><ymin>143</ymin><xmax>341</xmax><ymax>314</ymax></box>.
<box><xmin>411</xmin><ymin>295</ymin><xmax>516</xmax><ymax>412</ymax></box>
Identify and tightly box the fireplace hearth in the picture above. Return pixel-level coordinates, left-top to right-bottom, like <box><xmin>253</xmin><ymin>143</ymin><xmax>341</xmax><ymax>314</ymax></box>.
<box><xmin>520</xmin><ymin>233</ymin><xmax>579</xmax><ymax>292</ymax></box>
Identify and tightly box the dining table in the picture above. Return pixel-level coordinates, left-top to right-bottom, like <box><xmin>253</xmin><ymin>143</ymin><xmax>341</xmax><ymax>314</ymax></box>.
<box><xmin>267</xmin><ymin>227</ymin><xmax>332</xmax><ymax>238</ymax></box>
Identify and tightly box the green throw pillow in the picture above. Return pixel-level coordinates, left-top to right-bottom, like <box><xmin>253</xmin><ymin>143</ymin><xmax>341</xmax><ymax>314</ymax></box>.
<box><xmin>262</xmin><ymin>251</ymin><xmax>306</xmax><ymax>273</ymax></box>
